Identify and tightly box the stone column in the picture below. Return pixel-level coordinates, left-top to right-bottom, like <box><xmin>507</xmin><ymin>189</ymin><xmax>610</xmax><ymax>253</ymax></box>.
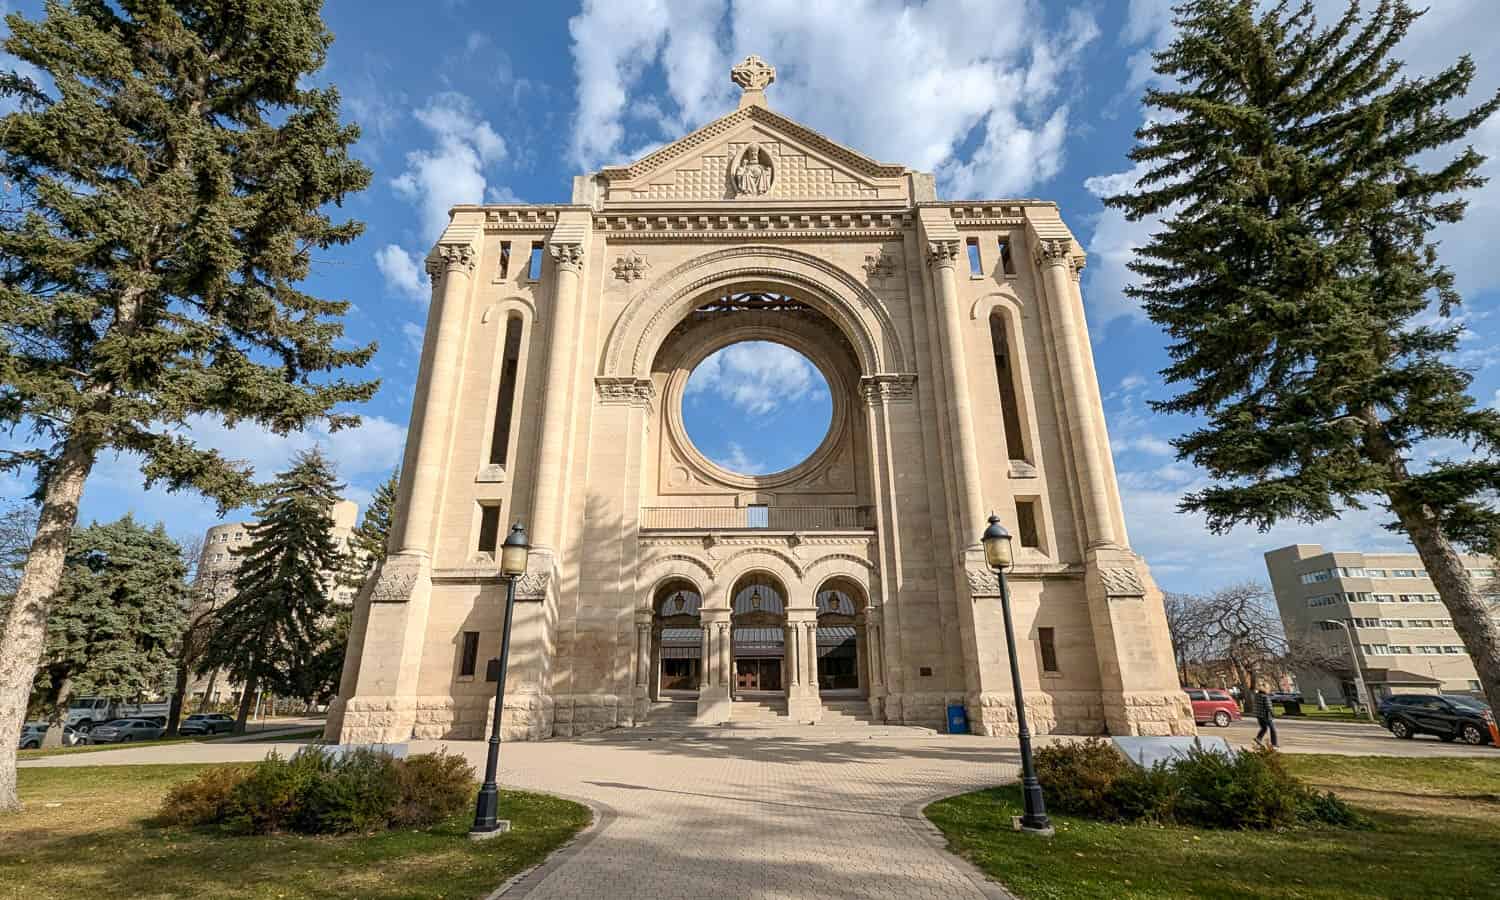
<box><xmin>696</xmin><ymin>609</ymin><xmax>732</xmax><ymax>723</ymax></box>
<box><xmin>784</xmin><ymin>608</ymin><xmax>822</xmax><ymax>722</ymax></box>
<box><xmin>926</xmin><ymin>240</ymin><xmax>987</xmax><ymax>544</ymax></box>
<box><xmin>633</xmin><ymin>612</ymin><xmax>651</xmax><ymax>722</ymax></box>
<box><xmin>1035</xmin><ymin>238</ymin><xmax>1117</xmax><ymax>549</ymax></box>
<box><xmin>529</xmin><ymin>240</ymin><xmax>585</xmax><ymax>555</ymax></box>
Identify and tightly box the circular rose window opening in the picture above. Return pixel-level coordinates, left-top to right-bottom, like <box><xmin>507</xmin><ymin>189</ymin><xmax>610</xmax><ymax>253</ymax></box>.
<box><xmin>682</xmin><ymin>341</ymin><xmax>832</xmax><ymax>476</ymax></box>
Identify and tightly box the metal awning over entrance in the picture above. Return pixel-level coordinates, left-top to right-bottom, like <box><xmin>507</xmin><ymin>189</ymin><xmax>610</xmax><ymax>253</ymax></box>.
<box><xmin>733</xmin><ymin>627</ymin><xmax>784</xmax><ymax>658</ymax></box>
<box><xmin>817</xmin><ymin>625</ymin><xmax>856</xmax><ymax>658</ymax></box>
<box><xmin>660</xmin><ymin>627</ymin><xmax>701</xmax><ymax>659</ymax></box>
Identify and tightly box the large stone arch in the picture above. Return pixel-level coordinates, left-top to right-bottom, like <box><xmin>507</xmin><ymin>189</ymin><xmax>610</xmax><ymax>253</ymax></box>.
<box><xmin>601</xmin><ymin>245</ymin><xmax>911</xmax><ymax>378</ymax></box>
<box><xmin>637</xmin><ymin>554</ymin><xmax>715</xmax><ymax>610</ymax></box>
<box><xmin>707</xmin><ymin>549</ymin><xmax>804</xmax><ymax>608</ymax></box>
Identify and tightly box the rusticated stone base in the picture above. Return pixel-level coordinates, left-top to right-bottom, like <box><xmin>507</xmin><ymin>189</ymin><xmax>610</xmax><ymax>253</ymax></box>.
<box><xmin>882</xmin><ymin>691</ymin><xmax>953</xmax><ymax>730</ymax></box>
<box><xmin>968</xmin><ymin>690</ymin><xmax>1108</xmax><ymax>736</ymax></box>
<box><xmin>337</xmin><ymin>693</ymin><xmax>557</xmax><ymax>743</ymax></box>
<box><xmin>322</xmin><ymin>696</ymin><xmax>347</xmax><ymax>741</ymax></box>
<box><xmin>1103</xmin><ymin>690</ymin><xmax>1197</xmax><ymax>736</ymax></box>
<box><xmin>336</xmin><ymin>696</ymin><xmax>421</xmax><ymax>744</ymax></box>
<box><xmin>551</xmin><ymin>693</ymin><xmax>630</xmax><ymax>737</ymax></box>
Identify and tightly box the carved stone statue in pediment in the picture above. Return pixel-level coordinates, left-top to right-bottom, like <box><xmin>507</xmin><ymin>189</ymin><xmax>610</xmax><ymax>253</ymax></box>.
<box><xmin>733</xmin><ymin>142</ymin><xmax>774</xmax><ymax>196</ymax></box>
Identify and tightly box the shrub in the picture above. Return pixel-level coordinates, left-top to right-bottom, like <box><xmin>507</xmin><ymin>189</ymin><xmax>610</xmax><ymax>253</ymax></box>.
<box><xmin>1034</xmin><ymin>739</ymin><xmax>1128</xmax><ymax>818</ymax></box>
<box><xmin>296</xmin><ymin>748</ymin><xmax>402</xmax><ymax>834</ymax></box>
<box><xmin>157</xmin><ymin>766</ymin><xmax>250</xmax><ymax>827</ymax></box>
<box><xmin>392</xmin><ymin>750</ymin><xmax>476</xmax><ymax>828</ymax></box>
<box><xmin>1169</xmin><ymin>745</ymin><xmax>1302</xmax><ymax>829</ymax></box>
<box><xmin>1108</xmin><ymin>764</ymin><xmax>1176</xmax><ymax>823</ymax></box>
<box><xmin>222</xmin><ymin>749</ymin><xmax>331</xmax><ymax>834</ymax></box>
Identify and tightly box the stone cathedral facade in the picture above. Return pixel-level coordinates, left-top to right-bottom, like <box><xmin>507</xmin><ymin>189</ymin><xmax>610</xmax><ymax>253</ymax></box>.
<box><xmin>329</xmin><ymin>57</ymin><xmax>1194</xmax><ymax>743</ymax></box>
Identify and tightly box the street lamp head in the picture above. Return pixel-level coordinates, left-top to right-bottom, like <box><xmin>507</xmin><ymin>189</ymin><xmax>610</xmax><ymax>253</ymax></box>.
<box><xmin>981</xmin><ymin>513</ymin><xmax>1013</xmax><ymax>570</ymax></box>
<box><xmin>500</xmin><ymin>521</ymin><xmax>530</xmax><ymax>577</ymax></box>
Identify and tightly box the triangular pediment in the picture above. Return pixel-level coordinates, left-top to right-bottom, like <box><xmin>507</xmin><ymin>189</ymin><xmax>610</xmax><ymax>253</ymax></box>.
<box><xmin>596</xmin><ymin>105</ymin><xmax>912</xmax><ymax>206</ymax></box>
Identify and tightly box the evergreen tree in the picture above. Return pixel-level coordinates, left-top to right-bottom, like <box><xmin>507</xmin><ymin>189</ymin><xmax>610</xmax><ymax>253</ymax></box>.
<box><xmin>1106</xmin><ymin>0</ymin><xmax>1500</xmax><ymax>711</ymax></box>
<box><xmin>198</xmin><ymin>449</ymin><xmax>347</xmax><ymax>732</ymax></box>
<box><xmin>33</xmin><ymin>516</ymin><xmax>188</xmax><ymax>744</ymax></box>
<box><xmin>0</xmin><ymin>1</ymin><xmax>374</xmax><ymax>808</ymax></box>
<box><xmin>341</xmin><ymin>468</ymin><xmax>397</xmax><ymax>589</ymax></box>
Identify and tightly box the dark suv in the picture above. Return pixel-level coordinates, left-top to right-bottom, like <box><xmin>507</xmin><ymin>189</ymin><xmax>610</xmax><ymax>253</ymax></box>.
<box><xmin>1381</xmin><ymin>694</ymin><xmax>1495</xmax><ymax>745</ymax></box>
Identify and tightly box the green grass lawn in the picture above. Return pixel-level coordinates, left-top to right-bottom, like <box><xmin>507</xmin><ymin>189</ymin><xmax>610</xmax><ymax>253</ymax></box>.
<box><xmin>926</xmin><ymin>754</ymin><xmax>1500</xmax><ymax>899</ymax></box>
<box><xmin>18</xmin><ymin>724</ymin><xmax>325</xmax><ymax>759</ymax></box>
<box><xmin>1284</xmin><ymin>705</ymin><xmax>1380</xmax><ymax>725</ymax></box>
<box><xmin>1</xmin><ymin>764</ymin><xmax>591</xmax><ymax>900</ymax></box>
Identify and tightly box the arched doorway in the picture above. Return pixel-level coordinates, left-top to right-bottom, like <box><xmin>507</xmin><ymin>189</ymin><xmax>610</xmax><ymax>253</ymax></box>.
<box><xmin>652</xmin><ymin>580</ymin><xmax>702</xmax><ymax>698</ymax></box>
<box><xmin>815</xmin><ymin>578</ymin><xmax>867</xmax><ymax>695</ymax></box>
<box><xmin>730</xmin><ymin>572</ymin><xmax>787</xmax><ymax>695</ymax></box>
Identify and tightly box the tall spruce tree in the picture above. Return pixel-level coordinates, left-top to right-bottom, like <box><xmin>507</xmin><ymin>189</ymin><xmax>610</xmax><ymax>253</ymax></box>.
<box><xmin>32</xmin><ymin>515</ymin><xmax>188</xmax><ymax>745</ymax></box>
<box><xmin>341</xmin><ymin>468</ymin><xmax>397</xmax><ymax>589</ymax></box>
<box><xmin>198</xmin><ymin>449</ymin><xmax>346</xmax><ymax>732</ymax></box>
<box><xmin>0</xmin><ymin>2</ymin><xmax>374</xmax><ymax>808</ymax></box>
<box><xmin>1106</xmin><ymin>0</ymin><xmax>1500</xmax><ymax>712</ymax></box>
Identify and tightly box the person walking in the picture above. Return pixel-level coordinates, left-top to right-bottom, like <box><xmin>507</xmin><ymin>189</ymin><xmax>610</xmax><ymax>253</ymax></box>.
<box><xmin>1252</xmin><ymin>687</ymin><xmax>1278</xmax><ymax>748</ymax></box>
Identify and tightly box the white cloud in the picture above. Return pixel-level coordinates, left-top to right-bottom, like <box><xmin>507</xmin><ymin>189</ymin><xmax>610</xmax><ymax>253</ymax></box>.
<box><xmin>685</xmin><ymin>341</ymin><xmax>824</xmax><ymax>415</ymax></box>
<box><xmin>714</xmin><ymin>442</ymin><xmax>769</xmax><ymax>476</ymax></box>
<box><xmin>402</xmin><ymin>321</ymin><xmax>425</xmax><ymax>355</ymax></box>
<box><xmin>391</xmin><ymin>92</ymin><xmax>509</xmax><ymax>241</ymax></box>
<box><xmin>374</xmin><ymin>244</ymin><xmax>430</xmax><ymax>304</ymax></box>
<box><xmin>566</xmin><ymin>0</ymin><xmax>1099</xmax><ymax>198</ymax></box>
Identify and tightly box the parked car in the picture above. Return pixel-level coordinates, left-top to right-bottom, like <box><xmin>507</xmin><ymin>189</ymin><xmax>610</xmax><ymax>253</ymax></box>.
<box><xmin>1268</xmin><ymin>691</ymin><xmax>1303</xmax><ymax>704</ymax></box>
<box><xmin>179</xmin><ymin>713</ymin><xmax>235</xmax><ymax>736</ymax></box>
<box><xmin>1185</xmin><ymin>688</ymin><xmax>1242</xmax><ymax>727</ymax></box>
<box><xmin>1381</xmin><ymin>694</ymin><xmax>1495</xmax><ymax>745</ymax></box>
<box><xmin>64</xmin><ymin>697</ymin><xmax>173</xmax><ymax>733</ymax></box>
<box><xmin>88</xmin><ymin>718</ymin><xmax>166</xmax><ymax>744</ymax></box>
<box><xmin>17</xmin><ymin>722</ymin><xmax>83</xmax><ymax>750</ymax></box>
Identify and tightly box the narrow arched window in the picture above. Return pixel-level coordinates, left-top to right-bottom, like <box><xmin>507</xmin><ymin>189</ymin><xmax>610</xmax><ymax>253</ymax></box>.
<box><xmin>989</xmin><ymin>312</ymin><xmax>1027</xmax><ymax>461</ymax></box>
<box><xmin>489</xmin><ymin>315</ymin><xmax>524</xmax><ymax>466</ymax></box>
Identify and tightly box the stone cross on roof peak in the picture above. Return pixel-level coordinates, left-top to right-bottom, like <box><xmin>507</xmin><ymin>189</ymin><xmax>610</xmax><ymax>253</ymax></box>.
<box><xmin>732</xmin><ymin>55</ymin><xmax>776</xmax><ymax>109</ymax></box>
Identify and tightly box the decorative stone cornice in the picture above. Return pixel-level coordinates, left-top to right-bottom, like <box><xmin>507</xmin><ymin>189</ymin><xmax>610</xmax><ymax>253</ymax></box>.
<box><xmin>595</xmin><ymin>376</ymin><xmax>655</xmax><ymax>407</ymax></box>
<box><xmin>482</xmin><ymin>207</ymin><xmax>561</xmax><ymax>231</ymax></box>
<box><xmin>549</xmin><ymin>241</ymin><xmax>585</xmax><ymax>273</ymax></box>
<box><xmin>966</xmin><ymin>563</ymin><xmax>1087</xmax><ymax>596</ymax></box>
<box><xmin>859</xmin><ymin>373</ymin><xmax>917</xmax><ymax>405</ymax></box>
<box><xmin>591</xmin><ymin>211</ymin><xmax>910</xmax><ymax>241</ymax></box>
<box><xmin>1033</xmin><ymin>238</ymin><xmax>1073</xmax><ymax>269</ymax></box>
<box><xmin>613</xmin><ymin>251</ymin><xmax>650</xmax><ymax>282</ymax></box>
<box><xmin>926</xmin><ymin>240</ymin><xmax>961</xmax><ymax>271</ymax></box>
<box><xmin>426</xmin><ymin>243</ymin><xmax>476</xmax><ymax>278</ymax></box>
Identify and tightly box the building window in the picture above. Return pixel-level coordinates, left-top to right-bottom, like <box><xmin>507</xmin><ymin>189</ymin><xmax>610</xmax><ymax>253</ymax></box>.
<box><xmin>527</xmin><ymin>242</ymin><xmax>544</xmax><ymax>280</ymax></box>
<box><xmin>458</xmin><ymin>631</ymin><xmax>480</xmax><ymax>678</ymax></box>
<box><xmin>489</xmin><ymin>315</ymin><xmax>524</xmax><ymax>467</ymax></box>
<box><xmin>1365</xmin><ymin>569</ymin><xmax>1387</xmax><ymax>578</ymax></box>
<box><xmin>1338</xmin><ymin>567</ymin><xmax>1366</xmax><ymax>577</ymax></box>
<box><xmin>746</xmin><ymin>504</ymin><xmax>769</xmax><ymax>528</ymax></box>
<box><xmin>1373</xmin><ymin>593</ymin><xmax>1395</xmax><ymax>602</ymax></box>
<box><xmin>1316</xmin><ymin>621</ymin><xmax>1344</xmax><ymax>631</ymax></box>
<box><xmin>1361</xmin><ymin>644</ymin><xmax>1391</xmax><ymax>655</ymax></box>
<box><xmin>1389</xmin><ymin>645</ymin><xmax>1412</xmax><ymax>654</ymax></box>
<box><xmin>1016</xmin><ymin>499</ymin><xmax>1041</xmax><ymax>549</ymax></box>
<box><xmin>1379</xmin><ymin>619</ymin><xmax>1402</xmax><ymax>628</ymax></box>
<box><xmin>1351</xmin><ymin>617</ymin><xmax>1380</xmax><ymax>627</ymax></box>
<box><xmin>989</xmin><ymin>313</ymin><xmax>1027</xmax><ymax>461</ymax></box>
<box><xmin>1444</xmin><ymin>645</ymin><xmax>1464</xmax><ymax>654</ymax></box>
<box><xmin>1038</xmin><ymin>627</ymin><xmax>1059</xmax><ymax>673</ymax></box>
<box><xmin>1301</xmin><ymin>569</ymin><xmax>1334</xmax><ymax>584</ymax></box>
<box><xmin>997</xmin><ymin>238</ymin><xmax>1016</xmax><ymax>275</ymax></box>
<box><xmin>1391</xmin><ymin>569</ymin><xmax>1416</xmax><ymax>577</ymax></box>
<box><xmin>966</xmin><ymin>237</ymin><xmax>983</xmax><ymax>275</ymax></box>
<box><xmin>497</xmin><ymin>241</ymin><xmax>511</xmax><ymax>279</ymax></box>
<box><xmin>477</xmin><ymin>503</ymin><xmax>502</xmax><ymax>553</ymax></box>
<box><xmin>1307</xmin><ymin>595</ymin><xmax>1339</xmax><ymax>608</ymax></box>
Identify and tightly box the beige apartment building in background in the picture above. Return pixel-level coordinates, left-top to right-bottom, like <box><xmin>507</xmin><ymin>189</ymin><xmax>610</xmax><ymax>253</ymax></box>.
<box><xmin>190</xmin><ymin>500</ymin><xmax>359</xmax><ymax>704</ymax></box>
<box><xmin>1266</xmin><ymin>544</ymin><xmax>1497</xmax><ymax>704</ymax></box>
<box><xmin>329</xmin><ymin>57</ymin><xmax>1194</xmax><ymax>743</ymax></box>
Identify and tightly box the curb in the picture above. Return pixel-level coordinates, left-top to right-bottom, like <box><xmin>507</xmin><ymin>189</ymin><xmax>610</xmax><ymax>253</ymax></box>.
<box><xmin>900</xmin><ymin>789</ymin><xmax>1020</xmax><ymax>900</ymax></box>
<box><xmin>483</xmin><ymin>791</ymin><xmax>618</xmax><ymax>899</ymax></box>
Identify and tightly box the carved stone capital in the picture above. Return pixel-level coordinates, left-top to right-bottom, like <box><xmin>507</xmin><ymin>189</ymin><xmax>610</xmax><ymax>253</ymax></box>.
<box><xmin>926</xmin><ymin>240</ymin><xmax>961</xmax><ymax>271</ymax></box>
<box><xmin>1069</xmin><ymin>250</ymin><xmax>1088</xmax><ymax>283</ymax></box>
<box><xmin>613</xmin><ymin>251</ymin><xmax>650</xmax><ymax>282</ymax></box>
<box><xmin>549</xmin><ymin>241</ymin><xmax>585</xmax><ymax>273</ymax></box>
<box><xmin>859</xmin><ymin>373</ymin><xmax>917</xmax><ymax>406</ymax></box>
<box><xmin>430</xmin><ymin>243</ymin><xmax>477</xmax><ymax>277</ymax></box>
<box><xmin>371</xmin><ymin>555</ymin><xmax>426</xmax><ymax>604</ymax></box>
<box><xmin>1100</xmin><ymin>566</ymin><xmax>1146</xmax><ymax>599</ymax></box>
<box><xmin>595</xmin><ymin>376</ymin><xmax>656</xmax><ymax>407</ymax></box>
<box><xmin>1033</xmin><ymin>238</ymin><xmax>1073</xmax><ymax>269</ymax></box>
<box><xmin>514</xmin><ymin>571</ymin><xmax>551</xmax><ymax>600</ymax></box>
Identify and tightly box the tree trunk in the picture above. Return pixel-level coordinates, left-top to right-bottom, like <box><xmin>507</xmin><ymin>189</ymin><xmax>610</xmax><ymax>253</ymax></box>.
<box><xmin>166</xmin><ymin>650</ymin><xmax>191</xmax><ymax>738</ymax></box>
<box><xmin>1389</xmin><ymin>494</ymin><xmax>1500</xmax><ymax>715</ymax></box>
<box><xmin>197</xmin><ymin>668</ymin><xmax>220</xmax><ymax>713</ymax></box>
<box><xmin>39</xmin><ymin>676</ymin><xmax>73</xmax><ymax>749</ymax></box>
<box><xmin>1364</xmin><ymin>415</ymin><xmax>1500</xmax><ymax>716</ymax></box>
<box><xmin>0</xmin><ymin>434</ymin><xmax>96</xmax><ymax>811</ymax></box>
<box><xmin>233</xmin><ymin>675</ymin><xmax>257</xmax><ymax>735</ymax></box>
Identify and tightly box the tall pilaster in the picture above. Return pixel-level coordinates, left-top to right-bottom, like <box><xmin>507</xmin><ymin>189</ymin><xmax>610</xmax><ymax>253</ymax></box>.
<box><xmin>785</xmin><ymin>607</ymin><xmax>821</xmax><ymax>723</ymax></box>
<box><xmin>696</xmin><ymin>608</ymin><xmax>732</xmax><ymax>723</ymax></box>
<box><xmin>923</xmin><ymin>239</ymin><xmax>987</xmax><ymax>542</ymax></box>
<box><xmin>1034</xmin><ymin>237</ymin><xmax>1116</xmax><ymax>549</ymax></box>
<box><xmin>529</xmin><ymin>236</ymin><xmax>586</xmax><ymax>555</ymax></box>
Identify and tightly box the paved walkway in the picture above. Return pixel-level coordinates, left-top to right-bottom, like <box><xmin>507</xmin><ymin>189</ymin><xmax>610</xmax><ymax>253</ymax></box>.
<box><xmin>1216</xmin><ymin>716</ymin><xmax>1499</xmax><ymax>757</ymax></box>
<box><xmin>21</xmin><ymin>716</ymin><xmax>1495</xmax><ymax>898</ymax></box>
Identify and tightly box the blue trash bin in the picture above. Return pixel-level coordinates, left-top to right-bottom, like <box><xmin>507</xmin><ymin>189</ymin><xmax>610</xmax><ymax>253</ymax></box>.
<box><xmin>946</xmin><ymin>703</ymin><xmax>970</xmax><ymax>735</ymax></box>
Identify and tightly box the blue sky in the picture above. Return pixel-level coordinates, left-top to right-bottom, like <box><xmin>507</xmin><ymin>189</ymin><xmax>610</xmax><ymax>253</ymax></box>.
<box><xmin>3</xmin><ymin>0</ymin><xmax>1499</xmax><ymax>593</ymax></box>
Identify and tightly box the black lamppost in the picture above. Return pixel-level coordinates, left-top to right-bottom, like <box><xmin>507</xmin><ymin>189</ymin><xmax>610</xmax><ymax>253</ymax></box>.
<box><xmin>470</xmin><ymin>521</ymin><xmax>530</xmax><ymax>839</ymax></box>
<box><xmin>982</xmin><ymin>513</ymin><xmax>1053</xmax><ymax>837</ymax></box>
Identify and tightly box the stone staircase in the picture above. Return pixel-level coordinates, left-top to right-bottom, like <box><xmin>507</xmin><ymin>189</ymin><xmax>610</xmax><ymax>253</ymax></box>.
<box><xmin>819</xmin><ymin>699</ymin><xmax>878</xmax><ymax>726</ymax></box>
<box><xmin>730</xmin><ymin>693</ymin><xmax>789</xmax><ymax>722</ymax></box>
<box><xmin>647</xmin><ymin>696</ymin><xmax>699</xmax><ymax>725</ymax></box>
